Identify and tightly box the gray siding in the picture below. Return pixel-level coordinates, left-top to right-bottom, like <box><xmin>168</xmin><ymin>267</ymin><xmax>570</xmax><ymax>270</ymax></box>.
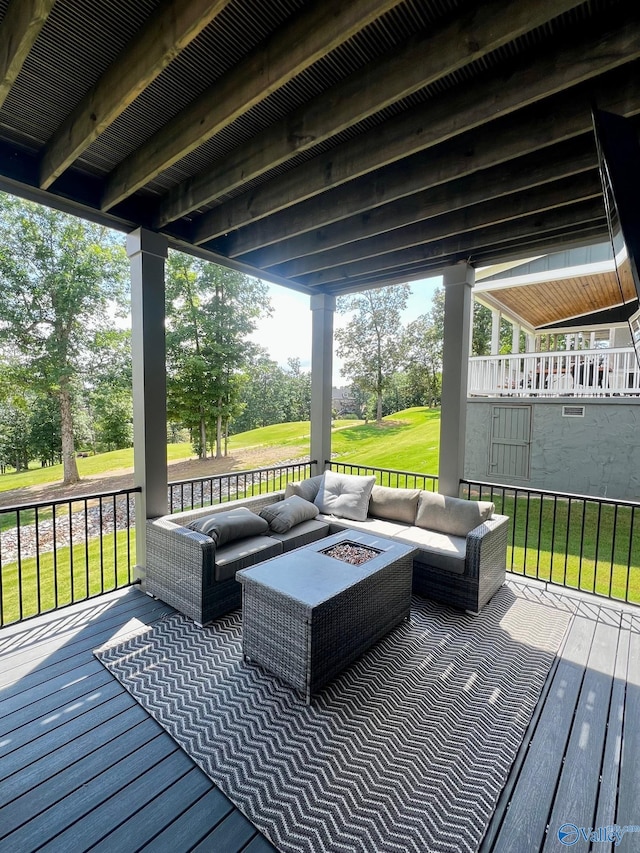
<box><xmin>465</xmin><ymin>398</ymin><xmax>640</xmax><ymax>500</ymax></box>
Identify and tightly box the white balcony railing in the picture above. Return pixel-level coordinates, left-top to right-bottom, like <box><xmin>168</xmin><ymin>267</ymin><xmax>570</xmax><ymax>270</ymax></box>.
<box><xmin>468</xmin><ymin>347</ymin><xmax>640</xmax><ymax>397</ymax></box>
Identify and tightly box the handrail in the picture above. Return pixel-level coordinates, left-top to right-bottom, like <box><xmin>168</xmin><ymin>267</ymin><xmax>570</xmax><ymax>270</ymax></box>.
<box><xmin>468</xmin><ymin>347</ymin><xmax>640</xmax><ymax>397</ymax></box>
<box><xmin>0</xmin><ymin>485</ymin><xmax>140</xmax><ymax>627</ymax></box>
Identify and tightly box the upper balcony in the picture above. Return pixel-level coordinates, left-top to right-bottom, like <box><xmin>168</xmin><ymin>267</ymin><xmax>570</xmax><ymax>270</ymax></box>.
<box><xmin>469</xmin><ymin>347</ymin><xmax>640</xmax><ymax>398</ymax></box>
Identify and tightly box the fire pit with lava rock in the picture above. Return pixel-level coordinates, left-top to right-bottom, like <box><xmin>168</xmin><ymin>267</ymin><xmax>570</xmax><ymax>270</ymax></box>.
<box><xmin>319</xmin><ymin>540</ymin><xmax>383</xmax><ymax>565</ymax></box>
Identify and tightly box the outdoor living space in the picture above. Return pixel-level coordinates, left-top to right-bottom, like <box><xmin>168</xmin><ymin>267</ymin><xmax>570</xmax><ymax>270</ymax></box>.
<box><xmin>1</xmin><ymin>575</ymin><xmax>638</xmax><ymax>852</ymax></box>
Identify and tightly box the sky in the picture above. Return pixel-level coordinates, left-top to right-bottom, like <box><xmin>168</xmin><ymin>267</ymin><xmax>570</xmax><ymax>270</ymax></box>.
<box><xmin>249</xmin><ymin>276</ymin><xmax>442</xmax><ymax>383</ymax></box>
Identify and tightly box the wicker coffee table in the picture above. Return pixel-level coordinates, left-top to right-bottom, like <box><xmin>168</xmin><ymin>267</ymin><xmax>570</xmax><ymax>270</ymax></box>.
<box><xmin>237</xmin><ymin>530</ymin><xmax>415</xmax><ymax>702</ymax></box>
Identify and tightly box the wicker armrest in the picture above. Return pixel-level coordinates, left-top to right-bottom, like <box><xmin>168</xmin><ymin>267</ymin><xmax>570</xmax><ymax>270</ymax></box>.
<box><xmin>464</xmin><ymin>514</ymin><xmax>509</xmax><ymax>581</ymax></box>
<box><xmin>147</xmin><ymin>516</ymin><xmax>217</xmax><ymax>584</ymax></box>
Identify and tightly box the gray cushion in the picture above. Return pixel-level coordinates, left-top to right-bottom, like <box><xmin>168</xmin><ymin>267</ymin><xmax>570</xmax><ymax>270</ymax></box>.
<box><xmin>214</xmin><ymin>536</ymin><xmax>283</xmax><ymax>581</ymax></box>
<box><xmin>260</xmin><ymin>495</ymin><xmax>319</xmax><ymax>533</ymax></box>
<box><xmin>269</xmin><ymin>518</ymin><xmax>330</xmax><ymax>551</ymax></box>
<box><xmin>369</xmin><ymin>485</ymin><xmax>421</xmax><ymax>524</ymax></box>
<box><xmin>284</xmin><ymin>475</ymin><xmax>324</xmax><ymax>502</ymax></box>
<box><xmin>187</xmin><ymin>507</ymin><xmax>269</xmax><ymax>547</ymax></box>
<box><xmin>415</xmin><ymin>491</ymin><xmax>494</xmax><ymax>537</ymax></box>
<box><xmin>314</xmin><ymin>471</ymin><xmax>376</xmax><ymax>521</ymax></box>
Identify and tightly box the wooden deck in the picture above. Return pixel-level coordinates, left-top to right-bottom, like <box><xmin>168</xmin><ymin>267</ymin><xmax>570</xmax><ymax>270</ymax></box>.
<box><xmin>0</xmin><ymin>579</ymin><xmax>638</xmax><ymax>853</ymax></box>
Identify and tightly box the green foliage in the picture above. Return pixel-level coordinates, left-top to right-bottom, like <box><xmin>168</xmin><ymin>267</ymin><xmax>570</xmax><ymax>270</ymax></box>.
<box><xmin>336</xmin><ymin>284</ymin><xmax>411</xmax><ymax>422</ymax></box>
<box><xmin>402</xmin><ymin>287</ymin><xmax>444</xmax><ymax>408</ymax></box>
<box><xmin>165</xmin><ymin>252</ymin><xmax>270</xmax><ymax>458</ymax></box>
<box><xmin>0</xmin><ymin>195</ymin><xmax>128</xmax><ymax>483</ymax></box>
<box><xmin>230</xmin><ymin>351</ymin><xmax>312</xmax><ymax>434</ymax></box>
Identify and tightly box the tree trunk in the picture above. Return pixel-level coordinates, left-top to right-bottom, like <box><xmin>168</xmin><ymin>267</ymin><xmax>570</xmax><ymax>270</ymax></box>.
<box><xmin>376</xmin><ymin>392</ymin><xmax>383</xmax><ymax>423</ymax></box>
<box><xmin>60</xmin><ymin>381</ymin><xmax>79</xmax><ymax>485</ymax></box>
<box><xmin>199</xmin><ymin>417</ymin><xmax>207</xmax><ymax>459</ymax></box>
<box><xmin>216</xmin><ymin>410</ymin><xmax>223</xmax><ymax>459</ymax></box>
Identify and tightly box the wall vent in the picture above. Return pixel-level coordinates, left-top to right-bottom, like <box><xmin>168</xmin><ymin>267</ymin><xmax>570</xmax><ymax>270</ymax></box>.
<box><xmin>562</xmin><ymin>405</ymin><xmax>585</xmax><ymax>417</ymax></box>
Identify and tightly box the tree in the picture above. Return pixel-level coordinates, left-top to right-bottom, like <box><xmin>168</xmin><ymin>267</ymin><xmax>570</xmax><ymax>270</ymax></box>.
<box><xmin>230</xmin><ymin>350</ymin><xmax>288</xmax><ymax>433</ymax></box>
<box><xmin>0</xmin><ymin>196</ymin><xmax>128</xmax><ymax>484</ymax></box>
<box><xmin>165</xmin><ymin>252</ymin><xmax>270</xmax><ymax>458</ymax></box>
<box><xmin>335</xmin><ymin>285</ymin><xmax>411</xmax><ymax>422</ymax></box>
<box><xmin>402</xmin><ymin>287</ymin><xmax>444</xmax><ymax>408</ymax></box>
<box><xmin>85</xmin><ymin>329</ymin><xmax>133</xmax><ymax>452</ymax></box>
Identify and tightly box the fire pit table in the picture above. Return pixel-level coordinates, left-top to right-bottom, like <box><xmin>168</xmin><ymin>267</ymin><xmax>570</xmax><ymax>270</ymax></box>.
<box><xmin>236</xmin><ymin>530</ymin><xmax>415</xmax><ymax>702</ymax></box>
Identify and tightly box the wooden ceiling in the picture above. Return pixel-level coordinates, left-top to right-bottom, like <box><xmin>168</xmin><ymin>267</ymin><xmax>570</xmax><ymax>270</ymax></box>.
<box><xmin>0</xmin><ymin>0</ymin><xmax>639</xmax><ymax>313</ymax></box>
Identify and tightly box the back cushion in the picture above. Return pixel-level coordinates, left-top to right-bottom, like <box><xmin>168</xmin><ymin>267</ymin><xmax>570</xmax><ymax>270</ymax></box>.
<box><xmin>415</xmin><ymin>491</ymin><xmax>495</xmax><ymax>537</ymax></box>
<box><xmin>314</xmin><ymin>471</ymin><xmax>376</xmax><ymax>522</ymax></box>
<box><xmin>187</xmin><ymin>507</ymin><xmax>269</xmax><ymax>547</ymax></box>
<box><xmin>369</xmin><ymin>485</ymin><xmax>421</xmax><ymax>524</ymax></box>
<box><xmin>284</xmin><ymin>475</ymin><xmax>324</xmax><ymax>502</ymax></box>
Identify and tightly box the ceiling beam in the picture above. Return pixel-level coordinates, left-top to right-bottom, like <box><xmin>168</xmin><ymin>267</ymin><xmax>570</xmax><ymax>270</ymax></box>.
<box><xmin>292</xmin><ymin>193</ymin><xmax>604</xmax><ymax>287</ymax></box>
<box><xmin>155</xmin><ymin>0</ymin><xmax>586</xmax><ymax>227</ymax></box>
<box><xmin>219</xmin><ymin>69</ymin><xmax>640</xmax><ymax>258</ymax></box>
<box><xmin>246</xmin><ymin>141</ymin><xmax>597</xmax><ymax>269</ymax></box>
<box><xmin>272</xmin><ymin>172</ymin><xmax>603</xmax><ymax>281</ymax></box>
<box><xmin>39</xmin><ymin>0</ymin><xmax>233</xmax><ymax>190</ymax></box>
<box><xmin>192</xmin><ymin>14</ymin><xmax>640</xmax><ymax>245</ymax></box>
<box><xmin>100</xmin><ymin>0</ymin><xmax>404</xmax><ymax>211</ymax></box>
<box><xmin>325</xmin><ymin>223</ymin><xmax>609</xmax><ymax>296</ymax></box>
<box><xmin>0</xmin><ymin>0</ymin><xmax>56</xmax><ymax>110</ymax></box>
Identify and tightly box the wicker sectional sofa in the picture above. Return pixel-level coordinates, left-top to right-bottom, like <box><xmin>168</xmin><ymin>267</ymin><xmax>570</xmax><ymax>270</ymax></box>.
<box><xmin>146</xmin><ymin>471</ymin><xmax>509</xmax><ymax>624</ymax></box>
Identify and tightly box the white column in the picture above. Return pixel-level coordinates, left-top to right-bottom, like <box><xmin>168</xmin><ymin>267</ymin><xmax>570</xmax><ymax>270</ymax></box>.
<box><xmin>127</xmin><ymin>228</ymin><xmax>168</xmax><ymax>583</ymax></box>
<box><xmin>511</xmin><ymin>322</ymin><xmax>520</xmax><ymax>354</ymax></box>
<box><xmin>310</xmin><ymin>294</ymin><xmax>335</xmax><ymax>475</ymax></box>
<box><xmin>439</xmin><ymin>263</ymin><xmax>474</xmax><ymax>497</ymax></box>
<box><xmin>491</xmin><ymin>309</ymin><xmax>501</xmax><ymax>355</ymax></box>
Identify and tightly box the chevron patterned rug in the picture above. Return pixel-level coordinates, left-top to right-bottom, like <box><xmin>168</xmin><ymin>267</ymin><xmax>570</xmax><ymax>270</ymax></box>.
<box><xmin>95</xmin><ymin>585</ymin><xmax>571</xmax><ymax>853</ymax></box>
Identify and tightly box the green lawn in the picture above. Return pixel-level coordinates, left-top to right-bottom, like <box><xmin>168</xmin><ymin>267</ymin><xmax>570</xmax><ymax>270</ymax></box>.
<box><xmin>1</xmin><ymin>407</ymin><xmax>639</xmax><ymax>624</ymax></box>
<box><xmin>331</xmin><ymin>408</ymin><xmax>441</xmax><ymax>472</ymax></box>
<box><xmin>0</xmin><ymin>528</ymin><xmax>135</xmax><ymax>625</ymax></box>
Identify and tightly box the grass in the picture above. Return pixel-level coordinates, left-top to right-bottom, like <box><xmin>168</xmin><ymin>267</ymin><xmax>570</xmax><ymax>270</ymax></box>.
<box><xmin>1</xmin><ymin>407</ymin><xmax>639</xmax><ymax>623</ymax></box>
<box><xmin>0</xmin><ymin>527</ymin><xmax>135</xmax><ymax>625</ymax></box>
<box><xmin>331</xmin><ymin>408</ymin><xmax>441</xmax><ymax>472</ymax></box>
<box><xmin>0</xmin><ymin>419</ymin><xmax>364</xmax><ymax>494</ymax></box>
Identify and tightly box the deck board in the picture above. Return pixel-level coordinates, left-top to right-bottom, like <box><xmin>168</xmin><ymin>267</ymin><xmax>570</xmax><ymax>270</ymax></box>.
<box><xmin>1</xmin><ymin>582</ymin><xmax>637</xmax><ymax>853</ymax></box>
<box><xmin>542</xmin><ymin>616</ymin><xmax>620</xmax><ymax>851</ymax></box>
<box><xmin>490</xmin><ymin>611</ymin><xmax>596</xmax><ymax>853</ymax></box>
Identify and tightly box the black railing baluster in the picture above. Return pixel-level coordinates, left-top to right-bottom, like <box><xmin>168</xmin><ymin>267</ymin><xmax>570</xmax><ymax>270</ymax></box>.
<box><xmin>593</xmin><ymin>502</ymin><xmax>603</xmax><ymax>595</ymax></box>
<box><xmin>52</xmin><ymin>504</ymin><xmax>58</xmax><ymax>609</ymax></box>
<box><xmin>126</xmin><ymin>494</ymin><xmax>132</xmax><ymax>583</ymax></box>
<box><xmin>608</xmin><ymin>504</ymin><xmax>619</xmax><ymax>599</ymax></box>
<box><xmin>99</xmin><ymin>497</ymin><xmax>105</xmax><ymax>594</ymax></box>
<box><xmin>35</xmin><ymin>506</ymin><xmax>42</xmax><ymax>615</ymax></box>
<box><xmin>69</xmin><ymin>501</ymin><xmax>74</xmax><ymax>604</ymax></box>
<box><xmin>625</xmin><ymin>506</ymin><xmax>635</xmax><ymax>602</ymax></box>
<box><xmin>112</xmin><ymin>493</ymin><xmax>118</xmax><ymax>590</ymax></box>
<box><xmin>16</xmin><ymin>509</ymin><xmax>23</xmax><ymax>622</ymax></box>
<box><xmin>563</xmin><ymin>499</ymin><xmax>572</xmax><ymax>588</ymax></box>
<box><xmin>84</xmin><ymin>497</ymin><xmax>90</xmax><ymax>597</ymax></box>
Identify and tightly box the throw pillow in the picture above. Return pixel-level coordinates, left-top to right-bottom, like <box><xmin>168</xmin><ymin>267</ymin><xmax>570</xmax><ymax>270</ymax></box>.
<box><xmin>187</xmin><ymin>507</ymin><xmax>269</xmax><ymax>547</ymax></box>
<box><xmin>369</xmin><ymin>485</ymin><xmax>421</xmax><ymax>524</ymax></box>
<box><xmin>314</xmin><ymin>470</ymin><xmax>376</xmax><ymax>522</ymax></box>
<box><xmin>259</xmin><ymin>495</ymin><xmax>319</xmax><ymax>533</ymax></box>
<box><xmin>284</xmin><ymin>475</ymin><xmax>323</xmax><ymax>502</ymax></box>
<box><xmin>415</xmin><ymin>491</ymin><xmax>495</xmax><ymax>537</ymax></box>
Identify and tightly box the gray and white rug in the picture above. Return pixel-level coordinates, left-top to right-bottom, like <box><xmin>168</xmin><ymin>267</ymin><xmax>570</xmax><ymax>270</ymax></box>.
<box><xmin>95</xmin><ymin>586</ymin><xmax>572</xmax><ymax>853</ymax></box>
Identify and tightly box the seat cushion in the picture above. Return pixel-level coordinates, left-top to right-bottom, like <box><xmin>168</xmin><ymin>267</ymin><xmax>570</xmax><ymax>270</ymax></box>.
<box><xmin>188</xmin><ymin>507</ymin><xmax>269</xmax><ymax>547</ymax></box>
<box><xmin>314</xmin><ymin>471</ymin><xmax>376</xmax><ymax>521</ymax></box>
<box><xmin>415</xmin><ymin>492</ymin><xmax>494</xmax><ymax>537</ymax></box>
<box><xmin>260</xmin><ymin>495</ymin><xmax>319</xmax><ymax>533</ymax></box>
<box><xmin>396</xmin><ymin>527</ymin><xmax>467</xmax><ymax>575</ymax></box>
<box><xmin>316</xmin><ymin>513</ymin><xmax>412</xmax><ymax>539</ymax></box>
<box><xmin>269</xmin><ymin>518</ymin><xmax>331</xmax><ymax>551</ymax></box>
<box><xmin>369</xmin><ymin>485</ymin><xmax>421</xmax><ymax>524</ymax></box>
<box><xmin>214</xmin><ymin>536</ymin><xmax>283</xmax><ymax>582</ymax></box>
